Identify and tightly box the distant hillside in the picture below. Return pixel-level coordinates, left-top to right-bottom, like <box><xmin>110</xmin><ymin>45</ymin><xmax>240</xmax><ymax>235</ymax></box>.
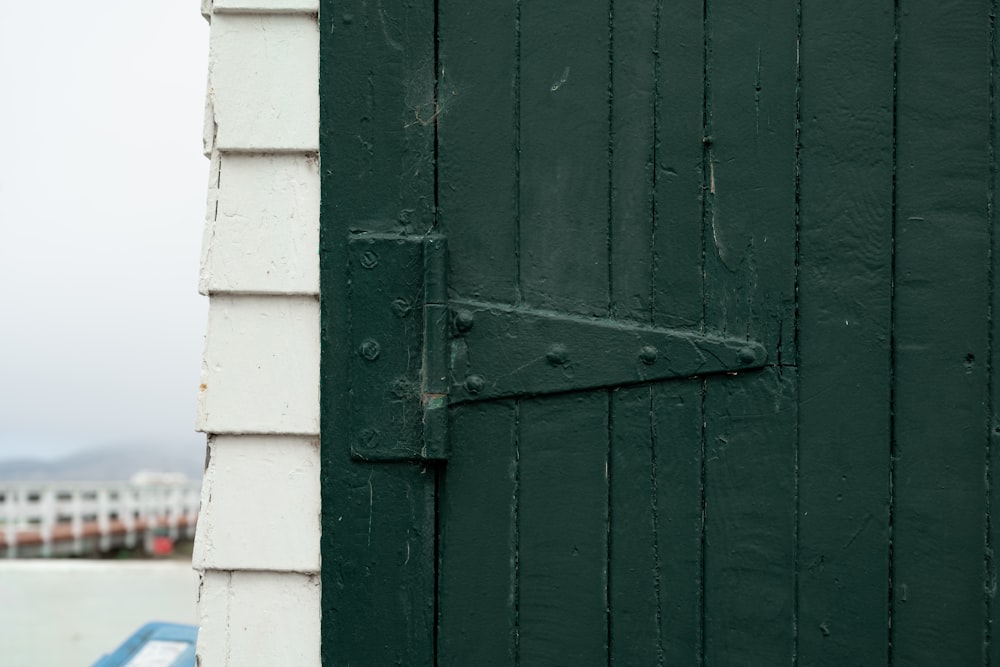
<box><xmin>0</xmin><ymin>444</ymin><xmax>205</xmax><ymax>482</ymax></box>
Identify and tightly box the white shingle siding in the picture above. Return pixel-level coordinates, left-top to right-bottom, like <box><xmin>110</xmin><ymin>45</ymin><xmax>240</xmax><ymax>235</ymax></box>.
<box><xmin>214</xmin><ymin>0</ymin><xmax>320</xmax><ymax>13</ymax></box>
<box><xmin>197</xmin><ymin>571</ymin><xmax>322</xmax><ymax>666</ymax></box>
<box><xmin>193</xmin><ymin>436</ymin><xmax>320</xmax><ymax>572</ymax></box>
<box><xmin>195</xmin><ymin>0</ymin><xmax>321</xmax><ymax>664</ymax></box>
<box><xmin>200</xmin><ymin>153</ymin><xmax>320</xmax><ymax>295</ymax></box>
<box><xmin>197</xmin><ymin>295</ymin><xmax>320</xmax><ymax>434</ymax></box>
<box><xmin>207</xmin><ymin>14</ymin><xmax>319</xmax><ymax>152</ymax></box>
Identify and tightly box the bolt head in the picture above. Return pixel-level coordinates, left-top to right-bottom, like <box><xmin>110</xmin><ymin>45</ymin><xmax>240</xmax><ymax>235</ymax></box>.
<box><xmin>359</xmin><ymin>250</ymin><xmax>379</xmax><ymax>269</ymax></box>
<box><xmin>546</xmin><ymin>343</ymin><xmax>569</xmax><ymax>366</ymax></box>
<box><xmin>639</xmin><ymin>345</ymin><xmax>658</xmax><ymax>365</ymax></box>
<box><xmin>464</xmin><ymin>375</ymin><xmax>485</xmax><ymax>394</ymax></box>
<box><xmin>359</xmin><ymin>339</ymin><xmax>381</xmax><ymax>361</ymax></box>
<box><xmin>454</xmin><ymin>310</ymin><xmax>475</xmax><ymax>333</ymax></box>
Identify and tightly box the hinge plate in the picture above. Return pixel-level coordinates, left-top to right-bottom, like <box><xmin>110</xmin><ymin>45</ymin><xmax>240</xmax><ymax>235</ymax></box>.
<box><xmin>347</xmin><ymin>234</ymin><xmax>767</xmax><ymax>462</ymax></box>
<box><xmin>449</xmin><ymin>301</ymin><xmax>767</xmax><ymax>403</ymax></box>
<box><xmin>347</xmin><ymin>234</ymin><xmax>448</xmax><ymax>462</ymax></box>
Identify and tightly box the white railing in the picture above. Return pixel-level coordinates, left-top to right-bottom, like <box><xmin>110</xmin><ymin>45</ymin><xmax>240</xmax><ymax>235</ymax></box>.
<box><xmin>0</xmin><ymin>480</ymin><xmax>200</xmax><ymax>557</ymax></box>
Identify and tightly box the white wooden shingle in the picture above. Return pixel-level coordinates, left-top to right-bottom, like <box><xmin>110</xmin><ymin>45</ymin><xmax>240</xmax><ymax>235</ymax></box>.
<box><xmin>200</xmin><ymin>153</ymin><xmax>320</xmax><ymax>295</ymax></box>
<box><xmin>196</xmin><ymin>295</ymin><xmax>320</xmax><ymax>435</ymax></box>
<box><xmin>193</xmin><ymin>436</ymin><xmax>320</xmax><ymax>572</ymax></box>
<box><xmin>214</xmin><ymin>0</ymin><xmax>319</xmax><ymax>12</ymax></box>
<box><xmin>208</xmin><ymin>14</ymin><xmax>319</xmax><ymax>151</ymax></box>
<box><xmin>197</xmin><ymin>571</ymin><xmax>321</xmax><ymax>667</ymax></box>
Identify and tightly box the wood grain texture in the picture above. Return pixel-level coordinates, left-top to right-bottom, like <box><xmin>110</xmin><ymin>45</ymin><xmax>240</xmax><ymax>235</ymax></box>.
<box><xmin>610</xmin><ymin>0</ymin><xmax>656</xmax><ymax>322</ymax></box>
<box><xmin>609</xmin><ymin>387</ymin><xmax>659</xmax><ymax>665</ymax></box>
<box><xmin>653</xmin><ymin>379</ymin><xmax>705</xmax><ymax>665</ymax></box>
<box><xmin>437</xmin><ymin>0</ymin><xmax>518</xmax><ymax>303</ymax></box>
<box><xmin>702</xmin><ymin>0</ymin><xmax>798</xmax><ymax>663</ymax></box>
<box><xmin>704</xmin><ymin>369</ymin><xmax>797</xmax><ymax>665</ymax></box>
<box><xmin>518</xmin><ymin>393</ymin><xmax>609</xmax><ymax>665</ymax></box>
<box><xmin>437</xmin><ymin>402</ymin><xmax>517</xmax><ymax>665</ymax></box>
<box><xmin>796</xmin><ymin>2</ymin><xmax>894</xmax><ymax>663</ymax></box>
<box><xmin>320</xmin><ymin>0</ymin><xmax>437</xmax><ymax>664</ymax></box>
<box><xmin>891</xmin><ymin>1</ymin><xmax>991</xmax><ymax>663</ymax></box>
<box><xmin>654</xmin><ymin>0</ymin><xmax>705</xmax><ymax>331</ymax></box>
<box><xmin>519</xmin><ymin>0</ymin><xmax>610</xmax><ymax>317</ymax></box>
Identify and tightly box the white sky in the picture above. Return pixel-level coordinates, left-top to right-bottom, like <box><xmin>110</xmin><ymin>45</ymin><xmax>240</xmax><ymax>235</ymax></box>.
<box><xmin>0</xmin><ymin>2</ymin><xmax>210</xmax><ymax>460</ymax></box>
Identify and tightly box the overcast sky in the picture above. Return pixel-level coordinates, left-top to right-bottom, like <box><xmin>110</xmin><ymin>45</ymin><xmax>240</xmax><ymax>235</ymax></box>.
<box><xmin>0</xmin><ymin>3</ymin><xmax>210</xmax><ymax>460</ymax></box>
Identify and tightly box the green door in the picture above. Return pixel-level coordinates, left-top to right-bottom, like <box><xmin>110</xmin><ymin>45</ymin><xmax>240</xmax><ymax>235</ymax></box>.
<box><xmin>321</xmin><ymin>1</ymin><xmax>996</xmax><ymax>664</ymax></box>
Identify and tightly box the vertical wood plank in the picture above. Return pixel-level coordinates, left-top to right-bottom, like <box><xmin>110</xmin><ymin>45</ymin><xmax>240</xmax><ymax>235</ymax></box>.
<box><xmin>437</xmin><ymin>402</ymin><xmax>517</xmax><ymax>665</ymax></box>
<box><xmin>655</xmin><ymin>0</ymin><xmax>706</xmax><ymax>331</ymax></box>
<box><xmin>653</xmin><ymin>379</ymin><xmax>705</xmax><ymax>665</ymax></box>
<box><xmin>991</xmin><ymin>6</ymin><xmax>1000</xmax><ymax>662</ymax></box>
<box><xmin>703</xmin><ymin>0</ymin><xmax>798</xmax><ymax>663</ymax></box>
<box><xmin>609</xmin><ymin>387</ymin><xmax>659</xmax><ymax>665</ymax></box>
<box><xmin>438</xmin><ymin>0</ymin><xmax>518</xmax><ymax>303</ymax></box>
<box><xmin>519</xmin><ymin>0</ymin><xmax>611</xmax><ymax>317</ymax></box>
<box><xmin>651</xmin><ymin>3</ymin><xmax>708</xmax><ymax>662</ymax></box>
<box><xmin>795</xmin><ymin>2</ymin><xmax>894</xmax><ymax>664</ymax></box>
<box><xmin>609</xmin><ymin>0</ymin><xmax>656</xmax><ymax>322</ymax></box>
<box><xmin>436</xmin><ymin>2</ymin><xmax>523</xmax><ymax>663</ymax></box>
<box><xmin>320</xmin><ymin>0</ymin><xmax>437</xmax><ymax>664</ymax></box>
<box><xmin>519</xmin><ymin>393</ymin><xmax>609</xmax><ymax>665</ymax></box>
<box><xmin>704</xmin><ymin>369</ymin><xmax>798</xmax><ymax>665</ymax></box>
<box><xmin>517</xmin><ymin>3</ymin><xmax>612</xmax><ymax>663</ymax></box>
<box><xmin>705</xmin><ymin>0</ymin><xmax>797</xmax><ymax>355</ymax></box>
<box><xmin>892</xmin><ymin>2</ymin><xmax>991</xmax><ymax>663</ymax></box>
<box><xmin>606</xmin><ymin>4</ymin><xmax>659</xmax><ymax>661</ymax></box>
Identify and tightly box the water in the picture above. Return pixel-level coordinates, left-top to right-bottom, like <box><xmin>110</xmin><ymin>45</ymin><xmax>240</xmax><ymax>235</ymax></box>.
<box><xmin>0</xmin><ymin>560</ymin><xmax>198</xmax><ymax>666</ymax></box>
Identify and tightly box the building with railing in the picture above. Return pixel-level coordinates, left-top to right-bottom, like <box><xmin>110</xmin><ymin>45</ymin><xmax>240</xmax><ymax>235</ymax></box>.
<box><xmin>0</xmin><ymin>480</ymin><xmax>200</xmax><ymax>558</ymax></box>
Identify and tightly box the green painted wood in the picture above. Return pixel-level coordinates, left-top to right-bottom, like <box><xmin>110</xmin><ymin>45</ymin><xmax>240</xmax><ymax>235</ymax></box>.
<box><xmin>654</xmin><ymin>0</ymin><xmax>705</xmax><ymax>332</ymax></box>
<box><xmin>653</xmin><ymin>380</ymin><xmax>705</xmax><ymax>665</ymax></box>
<box><xmin>796</xmin><ymin>2</ymin><xmax>894</xmax><ymax>663</ymax></box>
<box><xmin>650</xmin><ymin>4</ymin><xmax>708</xmax><ymax>662</ymax></box>
<box><xmin>609</xmin><ymin>387</ymin><xmax>659</xmax><ymax>665</ymax></box>
<box><xmin>704</xmin><ymin>369</ymin><xmax>797</xmax><ymax>665</ymax></box>
<box><xmin>519</xmin><ymin>0</ymin><xmax>610</xmax><ymax>318</ymax></box>
<box><xmin>609</xmin><ymin>0</ymin><xmax>656</xmax><ymax>322</ymax></box>
<box><xmin>519</xmin><ymin>393</ymin><xmax>609</xmax><ymax>665</ymax></box>
<box><xmin>322</xmin><ymin>0</ymin><xmax>1000</xmax><ymax>663</ymax></box>
<box><xmin>892</xmin><ymin>1</ymin><xmax>992</xmax><ymax>663</ymax></box>
<box><xmin>514</xmin><ymin>2</ymin><xmax>612</xmax><ymax>663</ymax></box>
<box><xmin>437</xmin><ymin>0</ymin><xmax>518</xmax><ymax>304</ymax></box>
<box><xmin>320</xmin><ymin>0</ymin><xmax>437</xmax><ymax>664</ymax></box>
<box><xmin>992</xmin><ymin>10</ymin><xmax>1000</xmax><ymax>662</ymax></box>
<box><xmin>437</xmin><ymin>402</ymin><xmax>517</xmax><ymax>665</ymax></box>
<box><xmin>702</xmin><ymin>0</ymin><xmax>799</xmax><ymax>664</ymax></box>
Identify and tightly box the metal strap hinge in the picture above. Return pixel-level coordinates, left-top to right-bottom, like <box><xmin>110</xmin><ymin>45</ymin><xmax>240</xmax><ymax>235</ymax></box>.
<box><xmin>347</xmin><ymin>234</ymin><xmax>767</xmax><ymax>462</ymax></box>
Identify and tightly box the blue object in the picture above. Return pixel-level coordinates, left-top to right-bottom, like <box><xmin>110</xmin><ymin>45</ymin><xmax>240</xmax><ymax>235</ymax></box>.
<box><xmin>91</xmin><ymin>622</ymin><xmax>197</xmax><ymax>667</ymax></box>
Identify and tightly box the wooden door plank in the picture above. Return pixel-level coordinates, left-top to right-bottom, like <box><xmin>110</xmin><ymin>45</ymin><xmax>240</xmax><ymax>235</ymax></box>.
<box><xmin>519</xmin><ymin>0</ymin><xmax>611</xmax><ymax>317</ymax></box>
<box><xmin>704</xmin><ymin>1</ymin><xmax>797</xmax><ymax>356</ymax></box>
<box><xmin>653</xmin><ymin>380</ymin><xmax>705</xmax><ymax>665</ymax></box>
<box><xmin>704</xmin><ymin>369</ymin><xmax>797</xmax><ymax>665</ymax></box>
<box><xmin>609</xmin><ymin>0</ymin><xmax>656</xmax><ymax>322</ymax></box>
<box><xmin>437</xmin><ymin>402</ymin><xmax>518</xmax><ymax>665</ymax></box>
<box><xmin>609</xmin><ymin>387</ymin><xmax>660</xmax><ymax>665</ymax></box>
<box><xmin>654</xmin><ymin>0</ymin><xmax>706</xmax><ymax>331</ymax></box>
<box><xmin>796</xmin><ymin>2</ymin><xmax>894</xmax><ymax>664</ymax></box>
<box><xmin>892</xmin><ymin>2</ymin><xmax>991</xmax><ymax>663</ymax></box>
<box><xmin>516</xmin><ymin>4</ymin><xmax>612</xmax><ymax>664</ymax></box>
<box><xmin>650</xmin><ymin>3</ymin><xmax>708</xmax><ymax>663</ymax></box>
<box><xmin>606</xmin><ymin>5</ymin><xmax>659</xmax><ymax>661</ymax></box>
<box><xmin>992</xmin><ymin>14</ymin><xmax>1000</xmax><ymax>662</ymax></box>
<box><xmin>519</xmin><ymin>393</ymin><xmax>610</xmax><ymax>665</ymax></box>
<box><xmin>438</xmin><ymin>0</ymin><xmax>518</xmax><ymax>303</ymax></box>
<box><xmin>702</xmin><ymin>1</ymin><xmax>798</xmax><ymax>663</ymax></box>
<box><xmin>320</xmin><ymin>0</ymin><xmax>437</xmax><ymax>664</ymax></box>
